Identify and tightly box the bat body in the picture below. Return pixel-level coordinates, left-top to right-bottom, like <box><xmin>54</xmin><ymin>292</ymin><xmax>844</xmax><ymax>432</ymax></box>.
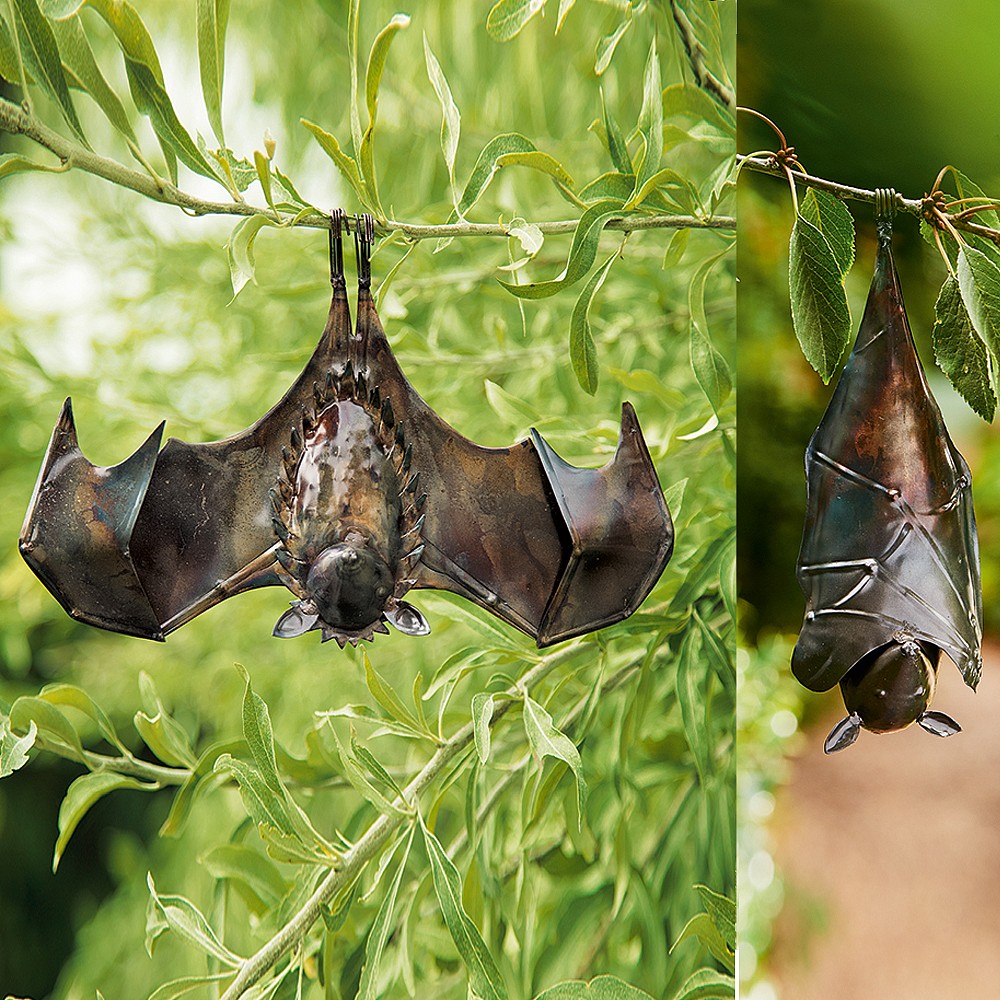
<box><xmin>20</xmin><ymin>213</ymin><xmax>673</xmax><ymax>649</ymax></box>
<box><xmin>792</xmin><ymin>223</ymin><xmax>981</xmax><ymax>752</ymax></box>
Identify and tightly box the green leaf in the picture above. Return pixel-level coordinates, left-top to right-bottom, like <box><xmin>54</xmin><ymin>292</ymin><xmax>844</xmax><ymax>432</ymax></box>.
<box><xmin>499</xmin><ymin>200</ymin><xmax>627</xmax><ymax>299</ymax></box>
<box><xmin>523</xmin><ymin>694</ymin><xmax>587</xmax><ymax>821</ymax></box>
<box><xmin>533</xmin><ymin>975</ymin><xmax>656</xmax><ymax>999</ymax></box>
<box><xmin>146</xmin><ymin>872</ymin><xmax>244</xmax><ymax>966</ymax></box>
<box><xmin>50</xmin><ymin>13</ymin><xmax>136</xmax><ymax>141</ymax></box>
<box><xmin>135</xmin><ymin>672</ymin><xmax>196</xmax><ymax>769</ymax></box>
<box><xmin>454</xmin><ymin>132</ymin><xmax>563</xmax><ymax>220</ymax></box>
<box><xmin>11</xmin><ymin>0</ymin><xmax>88</xmax><ymax>144</ymax></box>
<box><xmin>359</xmin><ymin>13</ymin><xmax>409</xmax><ymax>218</ymax></box>
<box><xmin>677</xmin><ymin>629</ymin><xmax>711</xmax><ymax>781</ymax></box>
<box><xmin>662</xmin><ymin>228</ymin><xmax>689</xmax><ymax>269</ymax></box>
<box><xmin>423</xmin><ymin>34</ymin><xmax>460</xmax><ymax>210</ymax></box>
<box><xmin>357</xmin><ymin>825</ymin><xmax>415</xmax><ymax>1000</ymax></box>
<box><xmin>300</xmin><ymin>118</ymin><xmax>371</xmax><ymax>210</ymax></box>
<box><xmin>689</xmin><ymin>322</ymin><xmax>731</xmax><ymax>415</ymax></box>
<box><xmin>555</xmin><ymin>0</ymin><xmax>575</xmax><ymax>33</ymax></box>
<box><xmin>594</xmin><ymin>14</ymin><xmax>631</xmax><ymax>76</ymax></box>
<box><xmin>693</xmin><ymin>610</ymin><xmax>735</xmax><ymax>701</ymax></box>
<box><xmin>695</xmin><ymin>884</ymin><xmax>736</xmax><ymax>953</ymax></box>
<box><xmin>628</xmin><ymin>40</ymin><xmax>662</xmax><ymax>208</ymax></box>
<box><xmin>195</xmin><ymin>0</ymin><xmax>229</xmax><ymax>146</ymax></box>
<box><xmin>80</xmin><ymin>0</ymin><xmax>218</xmax><ymax>181</ymax></box>
<box><xmin>9</xmin><ymin>695</ymin><xmax>85</xmax><ymax>762</ymax></box>
<box><xmin>496</xmin><ymin>149</ymin><xmax>572</xmax><ymax>186</ymax></box>
<box><xmin>672</xmin><ymin>911</ymin><xmax>734</xmax><ymax>974</ymax></box>
<box><xmin>147</xmin><ymin>973</ymin><xmax>233</xmax><ymax>1000</ymax></box>
<box><xmin>55</xmin><ymin>771</ymin><xmax>156</xmax><ymax>872</ymax></box>
<box><xmin>1</xmin><ymin>717</ymin><xmax>35</xmax><ymax>778</ymax></box>
<box><xmin>662</xmin><ymin>82</ymin><xmax>735</xmax><ymax>136</ymax></box>
<box><xmin>670</xmin><ymin>969</ymin><xmax>735</xmax><ymax>1000</ymax></box>
<box><xmin>569</xmin><ymin>252</ymin><xmax>616</xmax><ymax>394</ymax></box>
<box><xmin>797</xmin><ymin>188</ymin><xmax>854</xmax><ymax>277</ymax></box>
<box><xmin>420</xmin><ymin>816</ymin><xmax>508</xmax><ymax>1000</ymax></box>
<box><xmin>363</xmin><ymin>651</ymin><xmax>424</xmax><ymax>735</ymax></box>
<box><xmin>328</xmin><ymin>724</ymin><xmax>409</xmax><ymax>819</ymax></box>
<box><xmin>933</xmin><ymin>274</ymin><xmax>996</xmax><ymax>421</ymax></box>
<box><xmin>788</xmin><ymin>213</ymin><xmax>852</xmax><ymax>382</ymax></box>
<box><xmin>201</xmin><ymin>843</ymin><xmax>289</xmax><ymax>913</ymax></box>
<box><xmin>214</xmin><ymin>754</ymin><xmax>295</xmax><ymax>834</ymax></box>
<box><xmin>486</xmin><ymin>0</ymin><xmax>544</xmax><ymax>41</ymax></box>
<box><xmin>236</xmin><ymin>663</ymin><xmax>282</xmax><ymax>792</ymax></box>
<box><xmin>225</xmin><ymin>214</ymin><xmax>273</xmax><ymax>299</ymax></box>
<box><xmin>40</xmin><ymin>682</ymin><xmax>127</xmax><ymax>755</ymax></box>
<box><xmin>944</xmin><ymin>167</ymin><xmax>999</xmax><ymax>230</ymax></box>
<box><xmin>471</xmin><ymin>692</ymin><xmax>494</xmax><ymax>764</ymax></box>
<box><xmin>958</xmin><ymin>244</ymin><xmax>1000</xmax><ymax>364</ymax></box>
<box><xmin>600</xmin><ymin>88</ymin><xmax>631</xmax><ymax>174</ymax></box>
<box><xmin>253</xmin><ymin>147</ymin><xmax>274</xmax><ymax>209</ymax></box>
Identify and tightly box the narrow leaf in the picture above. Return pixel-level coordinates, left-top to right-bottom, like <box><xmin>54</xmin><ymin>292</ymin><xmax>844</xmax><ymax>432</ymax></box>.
<box><xmin>146</xmin><ymin>872</ymin><xmax>244</xmax><ymax>966</ymax></box>
<box><xmin>486</xmin><ymin>0</ymin><xmax>544</xmax><ymax>42</ymax></box>
<box><xmin>423</xmin><ymin>34</ymin><xmax>460</xmax><ymax>209</ymax></box>
<box><xmin>363</xmin><ymin>651</ymin><xmax>424</xmax><ymax>734</ymax></box>
<box><xmin>933</xmin><ymin>273</ymin><xmax>996</xmax><ymax>421</ymax></box>
<box><xmin>0</xmin><ymin>717</ymin><xmax>36</xmax><ymax>778</ymax></box>
<box><xmin>9</xmin><ymin>695</ymin><xmax>84</xmax><ymax>761</ymax></box>
<box><xmin>357</xmin><ymin>825</ymin><xmax>415</xmax><ymax>1000</ymax></box>
<box><xmin>253</xmin><ymin>148</ymin><xmax>274</xmax><ymax>209</ymax></box>
<box><xmin>421</xmin><ymin>817</ymin><xmax>508</xmax><ymax>1000</ymax></box>
<box><xmin>533</xmin><ymin>975</ymin><xmax>656</xmax><ymax>999</ymax></box>
<box><xmin>689</xmin><ymin>322</ymin><xmax>731</xmax><ymax>414</ymax></box>
<box><xmin>788</xmin><ymin>213</ymin><xmax>851</xmax><ymax>381</ymax></box>
<box><xmin>499</xmin><ymin>200</ymin><xmax>627</xmax><ymax>299</ymax></box>
<box><xmin>454</xmin><ymin>132</ymin><xmax>556</xmax><ymax>220</ymax></box>
<box><xmin>12</xmin><ymin>0</ymin><xmax>88</xmax><ymax>143</ymax></box>
<box><xmin>471</xmin><ymin>693</ymin><xmax>494</xmax><ymax>764</ymax></box>
<box><xmin>147</xmin><ymin>973</ymin><xmax>232</xmax><ymax>1000</ymax></box>
<box><xmin>201</xmin><ymin>843</ymin><xmax>289</xmax><ymax>912</ymax></box>
<box><xmin>134</xmin><ymin>675</ymin><xmax>197</xmax><ymax>769</ymax></box>
<box><xmin>328</xmin><ymin>724</ymin><xmax>409</xmax><ymax>818</ymax></box>
<box><xmin>600</xmin><ymin>88</ymin><xmax>631</xmax><ymax>174</ymax></box>
<box><xmin>40</xmin><ymin>682</ymin><xmax>128</xmax><ymax>755</ymax></box>
<box><xmin>677</xmin><ymin>629</ymin><xmax>711</xmax><ymax>781</ymax></box>
<box><xmin>595</xmin><ymin>14</ymin><xmax>631</xmax><ymax>76</ymax></box>
<box><xmin>55</xmin><ymin>772</ymin><xmax>155</xmax><ymax>872</ymax></box>
<box><xmin>300</xmin><ymin>118</ymin><xmax>371</xmax><ymax>210</ymax></box>
<box><xmin>555</xmin><ymin>0</ymin><xmax>575</xmax><ymax>33</ymax></box>
<box><xmin>629</xmin><ymin>40</ymin><xmax>662</xmax><ymax>207</ymax></box>
<box><xmin>663</xmin><ymin>228</ymin><xmax>689</xmax><ymax>269</ymax></box>
<box><xmin>523</xmin><ymin>694</ymin><xmax>587</xmax><ymax>820</ymax></box>
<box><xmin>225</xmin><ymin>214</ymin><xmax>272</xmax><ymax>299</ymax></box>
<box><xmin>570</xmin><ymin>252</ymin><xmax>616</xmax><ymax>394</ymax></box>
<box><xmin>195</xmin><ymin>0</ymin><xmax>229</xmax><ymax>146</ymax></box>
<box><xmin>213</xmin><ymin>754</ymin><xmax>295</xmax><ymax>834</ymax></box>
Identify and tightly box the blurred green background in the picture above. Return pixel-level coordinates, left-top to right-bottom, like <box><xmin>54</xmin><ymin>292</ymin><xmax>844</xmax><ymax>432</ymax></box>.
<box><xmin>739</xmin><ymin>1</ymin><xmax>1000</xmax><ymax>997</ymax></box>
<box><xmin>1</xmin><ymin>1</ymin><xmax>735</xmax><ymax>997</ymax></box>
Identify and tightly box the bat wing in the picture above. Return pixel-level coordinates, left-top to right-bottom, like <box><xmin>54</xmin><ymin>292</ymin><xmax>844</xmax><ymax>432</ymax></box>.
<box><xmin>355</xmin><ymin>287</ymin><xmax>673</xmax><ymax>646</ymax></box>
<box><xmin>792</xmin><ymin>234</ymin><xmax>981</xmax><ymax>691</ymax></box>
<box><xmin>19</xmin><ymin>281</ymin><xmax>355</xmax><ymax>639</ymax></box>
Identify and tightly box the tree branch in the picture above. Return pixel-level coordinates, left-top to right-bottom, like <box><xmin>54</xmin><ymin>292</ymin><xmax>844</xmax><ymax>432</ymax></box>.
<box><xmin>0</xmin><ymin>96</ymin><xmax>734</xmax><ymax>238</ymax></box>
<box><xmin>739</xmin><ymin>153</ymin><xmax>1000</xmax><ymax>244</ymax></box>
<box><xmin>218</xmin><ymin>644</ymin><xmax>580</xmax><ymax>1000</ymax></box>
<box><xmin>669</xmin><ymin>0</ymin><xmax>735</xmax><ymax>110</ymax></box>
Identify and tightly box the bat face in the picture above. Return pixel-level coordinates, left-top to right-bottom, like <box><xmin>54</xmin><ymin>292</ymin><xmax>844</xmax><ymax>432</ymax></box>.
<box><xmin>19</xmin><ymin>212</ymin><xmax>673</xmax><ymax>649</ymax></box>
<box><xmin>792</xmin><ymin>229</ymin><xmax>981</xmax><ymax>753</ymax></box>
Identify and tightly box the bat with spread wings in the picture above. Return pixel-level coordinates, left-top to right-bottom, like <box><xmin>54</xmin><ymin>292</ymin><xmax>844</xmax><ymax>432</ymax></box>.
<box><xmin>792</xmin><ymin>209</ymin><xmax>981</xmax><ymax>753</ymax></box>
<box><xmin>19</xmin><ymin>213</ymin><xmax>673</xmax><ymax>649</ymax></box>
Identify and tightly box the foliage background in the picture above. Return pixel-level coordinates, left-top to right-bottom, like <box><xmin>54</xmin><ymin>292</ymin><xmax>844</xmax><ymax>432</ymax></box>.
<box><xmin>738</xmin><ymin>0</ymin><xmax>1000</xmax><ymax>996</ymax></box>
<box><xmin>0</xmin><ymin>1</ymin><xmax>735</xmax><ymax>998</ymax></box>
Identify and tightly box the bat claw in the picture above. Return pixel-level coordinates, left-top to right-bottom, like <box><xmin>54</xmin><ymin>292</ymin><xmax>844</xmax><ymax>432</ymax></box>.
<box><xmin>918</xmin><ymin>710</ymin><xmax>962</xmax><ymax>738</ymax></box>
<box><xmin>823</xmin><ymin>714</ymin><xmax>862</xmax><ymax>754</ymax></box>
<box><xmin>273</xmin><ymin>604</ymin><xmax>319</xmax><ymax>638</ymax></box>
<box><xmin>384</xmin><ymin>600</ymin><xmax>430</xmax><ymax>637</ymax></box>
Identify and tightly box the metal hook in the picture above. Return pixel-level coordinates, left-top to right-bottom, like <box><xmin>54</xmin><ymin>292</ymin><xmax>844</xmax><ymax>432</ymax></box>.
<box><xmin>329</xmin><ymin>208</ymin><xmax>346</xmax><ymax>287</ymax></box>
<box><xmin>874</xmin><ymin>187</ymin><xmax>897</xmax><ymax>243</ymax></box>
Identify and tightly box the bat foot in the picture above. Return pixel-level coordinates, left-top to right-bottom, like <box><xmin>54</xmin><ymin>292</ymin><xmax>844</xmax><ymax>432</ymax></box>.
<box><xmin>273</xmin><ymin>601</ymin><xmax>319</xmax><ymax>638</ymax></box>
<box><xmin>918</xmin><ymin>710</ymin><xmax>961</xmax><ymax>738</ymax></box>
<box><xmin>823</xmin><ymin>713</ymin><xmax>862</xmax><ymax>754</ymax></box>
<box><xmin>384</xmin><ymin>600</ymin><xmax>430</xmax><ymax>637</ymax></box>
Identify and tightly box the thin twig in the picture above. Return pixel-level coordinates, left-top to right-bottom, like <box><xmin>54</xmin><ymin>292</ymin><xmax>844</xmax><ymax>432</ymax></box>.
<box><xmin>218</xmin><ymin>644</ymin><xmax>580</xmax><ymax>1000</ymax></box>
<box><xmin>669</xmin><ymin>0</ymin><xmax>735</xmax><ymax>110</ymax></box>
<box><xmin>739</xmin><ymin>152</ymin><xmax>1000</xmax><ymax>244</ymax></box>
<box><xmin>0</xmin><ymin>97</ymin><xmax>734</xmax><ymax>237</ymax></box>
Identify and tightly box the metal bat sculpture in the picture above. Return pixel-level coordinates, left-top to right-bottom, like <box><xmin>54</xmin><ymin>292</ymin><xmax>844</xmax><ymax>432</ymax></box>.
<box><xmin>19</xmin><ymin>212</ymin><xmax>673</xmax><ymax>649</ymax></box>
<box><xmin>792</xmin><ymin>202</ymin><xmax>982</xmax><ymax>753</ymax></box>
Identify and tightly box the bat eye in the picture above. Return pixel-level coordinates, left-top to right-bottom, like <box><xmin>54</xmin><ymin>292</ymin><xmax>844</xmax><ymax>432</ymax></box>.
<box><xmin>306</xmin><ymin>542</ymin><xmax>393</xmax><ymax>631</ymax></box>
<box><xmin>840</xmin><ymin>640</ymin><xmax>939</xmax><ymax>734</ymax></box>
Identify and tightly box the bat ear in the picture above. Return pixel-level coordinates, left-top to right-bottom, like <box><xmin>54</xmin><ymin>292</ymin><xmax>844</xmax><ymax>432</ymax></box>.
<box><xmin>823</xmin><ymin>714</ymin><xmax>861</xmax><ymax>754</ymax></box>
<box><xmin>273</xmin><ymin>603</ymin><xmax>319</xmax><ymax>638</ymax></box>
<box><xmin>384</xmin><ymin>600</ymin><xmax>430</xmax><ymax>637</ymax></box>
<box><xmin>918</xmin><ymin>710</ymin><xmax>962</xmax><ymax>738</ymax></box>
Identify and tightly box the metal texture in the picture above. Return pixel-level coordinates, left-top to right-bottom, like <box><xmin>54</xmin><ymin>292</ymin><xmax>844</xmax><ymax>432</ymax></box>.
<box><xmin>792</xmin><ymin>222</ymin><xmax>982</xmax><ymax>703</ymax></box>
<box><xmin>20</xmin><ymin>213</ymin><xmax>674</xmax><ymax>648</ymax></box>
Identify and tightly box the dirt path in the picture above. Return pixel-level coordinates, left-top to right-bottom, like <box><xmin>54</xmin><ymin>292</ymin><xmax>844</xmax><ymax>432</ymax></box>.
<box><xmin>769</xmin><ymin>643</ymin><xmax>1000</xmax><ymax>998</ymax></box>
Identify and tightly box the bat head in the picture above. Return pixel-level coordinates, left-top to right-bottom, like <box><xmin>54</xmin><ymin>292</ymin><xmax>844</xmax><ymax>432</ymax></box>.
<box><xmin>824</xmin><ymin>637</ymin><xmax>961</xmax><ymax>752</ymax></box>
<box><xmin>306</xmin><ymin>540</ymin><xmax>394</xmax><ymax>631</ymax></box>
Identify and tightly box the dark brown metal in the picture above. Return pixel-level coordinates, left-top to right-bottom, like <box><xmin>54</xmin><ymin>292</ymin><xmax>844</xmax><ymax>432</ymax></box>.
<box><xmin>793</xmin><ymin>205</ymin><xmax>981</xmax><ymax>747</ymax></box>
<box><xmin>19</xmin><ymin>213</ymin><xmax>674</xmax><ymax>648</ymax></box>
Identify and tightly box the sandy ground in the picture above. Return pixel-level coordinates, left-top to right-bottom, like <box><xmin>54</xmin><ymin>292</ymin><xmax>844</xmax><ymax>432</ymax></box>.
<box><xmin>768</xmin><ymin>643</ymin><xmax>1000</xmax><ymax>998</ymax></box>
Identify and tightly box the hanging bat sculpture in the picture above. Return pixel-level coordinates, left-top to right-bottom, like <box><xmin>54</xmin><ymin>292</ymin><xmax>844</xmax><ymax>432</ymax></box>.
<box><xmin>792</xmin><ymin>212</ymin><xmax>982</xmax><ymax>753</ymax></box>
<box><xmin>19</xmin><ymin>212</ymin><xmax>673</xmax><ymax>649</ymax></box>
